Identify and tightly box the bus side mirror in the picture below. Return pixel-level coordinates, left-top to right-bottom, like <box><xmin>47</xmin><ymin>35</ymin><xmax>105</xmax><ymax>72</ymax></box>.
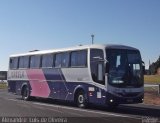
<box><xmin>142</xmin><ymin>61</ymin><xmax>145</xmax><ymax>74</ymax></box>
<box><xmin>142</xmin><ymin>65</ymin><xmax>145</xmax><ymax>74</ymax></box>
<box><xmin>105</xmin><ymin>62</ymin><xmax>109</xmax><ymax>73</ymax></box>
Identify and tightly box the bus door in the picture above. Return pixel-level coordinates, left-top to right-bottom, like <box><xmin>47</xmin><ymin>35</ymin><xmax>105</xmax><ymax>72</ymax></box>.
<box><xmin>90</xmin><ymin>49</ymin><xmax>106</xmax><ymax>104</ymax></box>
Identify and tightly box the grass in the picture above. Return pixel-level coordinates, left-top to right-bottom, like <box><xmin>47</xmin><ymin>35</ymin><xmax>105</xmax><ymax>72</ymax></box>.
<box><xmin>144</xmin><ymin>75</ymin><xmax>160</xmax><ymax>84</ymax></box>
<box><xmin>0</xmin><ymin>82</ymin><xmax>7</xmax><ymax>89</ymax></box>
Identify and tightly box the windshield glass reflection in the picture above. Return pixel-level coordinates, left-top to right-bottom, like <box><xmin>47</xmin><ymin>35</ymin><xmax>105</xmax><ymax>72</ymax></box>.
<box><xmin>106</xmin><ymin>49</ymin><xmax>143</xmax><ymax>87</ymax></box>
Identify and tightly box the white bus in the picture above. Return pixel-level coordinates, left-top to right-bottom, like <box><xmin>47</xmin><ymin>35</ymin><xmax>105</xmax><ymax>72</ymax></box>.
<box><xmin>8</xmin><ymin>44</ymin><xmax>145</xmax><ymax>108</ymax></box>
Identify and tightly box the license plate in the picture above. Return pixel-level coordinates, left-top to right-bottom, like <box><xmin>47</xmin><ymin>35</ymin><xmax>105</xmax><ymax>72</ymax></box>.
<box><xmin>127</xmin><ymin>99</ymin><xmax>133</xmax><ymax>102</ymax></box>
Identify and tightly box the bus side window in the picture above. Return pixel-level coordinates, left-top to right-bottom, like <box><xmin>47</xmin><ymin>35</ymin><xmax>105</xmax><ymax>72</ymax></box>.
<box><xmin>42</xmin><ymin>54</ymin><xmax>54</xmax><ymax>68</ymax></box>
<box><xmin>19</xmin><ymin>56</ymin><xmax>29</xmax><ymax>69</ymax></box>
<box><xmin>71</xmin><ymin>50</ymin><xmax>87</xmax><ymax>67</ymax></box>
<box><xmin>78</xmin><ymin>50</ymin><xmax>87</xmax><ymax>67</ymax></box>
<box><xmin>9</xmin><ymin>59</ymin><xmax>13</xmax><ymax>69</ymax></box>
<box><xmin>71</xmin><ymin>52</ymin><xmax>77</xmax><ymax>67</ymax></box>
<box><xmin>61</xmin><ymin>52</ymin><xmax>69</xmax><ymax>68</ymax></box>
<box><xmin>10</xmin><ymin>57</ymin><xmax>19</xmax><ymax>69</ymax></box>
<box><xmin>30</xmin><ymin>55</ymin><xmax>41</xmax><ymax>68</ymax></box>
<box><xmin>55</xmin><ymin>53</ymin><xmax>62</xmax><ymax>68</ymax></box>
<box><xmin>24</xmin><ymin>56</ymin><xmax>30</xmax><ymax>68</ymax></box>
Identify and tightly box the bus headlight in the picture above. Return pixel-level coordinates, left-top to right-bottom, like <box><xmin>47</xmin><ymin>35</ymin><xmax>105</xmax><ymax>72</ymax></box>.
<box><xmin>110</xmin><ymin>99</ymin><xmax>113</xmax><ymax>103</ymax></box>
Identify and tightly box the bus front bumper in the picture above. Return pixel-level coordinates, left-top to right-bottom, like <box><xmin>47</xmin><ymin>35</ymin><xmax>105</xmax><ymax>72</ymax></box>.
<box><xmin>106</xmin><ymin>92</ymin><xmax>144</xmax><ymax>105</ymax></box>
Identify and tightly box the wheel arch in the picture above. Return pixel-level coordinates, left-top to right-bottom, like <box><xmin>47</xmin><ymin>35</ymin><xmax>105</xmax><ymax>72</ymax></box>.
<box><xmin>21</xmin><ymin>83</ymin><xmax>28</xmax><ymax>95</ymax></box>
<box><xmin>73</xmin><ymin>85</ymin><xmax>88</xmax><ymax>102</ymax></box>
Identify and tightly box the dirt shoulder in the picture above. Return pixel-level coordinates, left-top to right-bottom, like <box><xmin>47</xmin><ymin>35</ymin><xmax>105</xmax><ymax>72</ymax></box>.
<box><xmin>144</xmin><ymin>90</ymin><xmax>160</xmax><ymax>105</ymax></box>
<box><xmin>144</xmin><ymin>75</ymin><xmax>160</xmax><ymax>105</ymax></box>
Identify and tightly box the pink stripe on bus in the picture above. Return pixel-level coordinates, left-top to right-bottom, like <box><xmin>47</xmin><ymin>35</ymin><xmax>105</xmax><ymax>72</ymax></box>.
<box><xmin>26</xmin><ymin>69</ymin><xmax>50</xmax><ymax>98</ymax></box>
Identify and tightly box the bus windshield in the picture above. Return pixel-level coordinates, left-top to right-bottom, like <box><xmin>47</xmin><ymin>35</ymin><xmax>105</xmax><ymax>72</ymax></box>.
<box><xmin>106</xmin><ymin>49</ymin><xmax>143</xmax><ymax>88</ymax></box>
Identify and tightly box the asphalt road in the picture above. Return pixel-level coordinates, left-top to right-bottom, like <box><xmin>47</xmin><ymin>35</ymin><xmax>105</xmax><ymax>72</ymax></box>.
<box><xmin>0</xmin><ymin>89</ymin><xmax>160</xmax><ymax>123</ymax></box>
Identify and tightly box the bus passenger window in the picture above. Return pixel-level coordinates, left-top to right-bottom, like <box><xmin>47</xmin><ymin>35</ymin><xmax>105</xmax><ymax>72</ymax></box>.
<box><xmin>30</xmin><ymin>55</ymin><xmax>41</xmax><ymax>68</ymax></box>
<box><xmin>10</xmin><ymin>57</ymin><xmax>19</xmax><ymax>69</ymax></box>
<box><xmin>19</xmin><ymin>56</ymin><xmax>29</xmax><ymax>69</ymax></box>
<box><xmin>55</xmin><ymin>53</ymin><xmax>62</xmax><ymax>68</ymax></box>
<box><xmin>61</xmin><ymin>53</ymin><xmax>69</xmax><ymax>67</ymax></box>
<box><xmin>71</xmin><ymin>50</ymin><xmax>87</xmax><ymax>67</ymax></box>
<box><xmin>42</xmin><ymin>54</ymin><xmax>54</xmax><ymax>68</ymax></box>
<box><xmin>78</xmin><ymin>50</ymin><xmax>87</xmax><ymax>67</ymax></box>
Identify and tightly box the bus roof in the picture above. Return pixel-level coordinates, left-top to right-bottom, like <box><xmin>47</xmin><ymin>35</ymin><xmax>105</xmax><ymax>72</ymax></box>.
<box><xmin>10</xmin><ymin>44</ymin><xmax>139</xmax><ymax>57</ymax></box>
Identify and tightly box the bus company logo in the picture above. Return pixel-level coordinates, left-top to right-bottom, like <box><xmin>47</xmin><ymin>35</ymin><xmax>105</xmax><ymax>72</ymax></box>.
<box><xmin>10</xmin><ymin>71</ymin><xmax>25</xmax><ymax>79</ymax></box>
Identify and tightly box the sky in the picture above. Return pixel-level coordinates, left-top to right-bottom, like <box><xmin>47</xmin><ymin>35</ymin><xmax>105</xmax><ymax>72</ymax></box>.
<box><xmin>0</xmin><ymin>0</ymin><xmax>160</xmax><ymax>70</ymax></box>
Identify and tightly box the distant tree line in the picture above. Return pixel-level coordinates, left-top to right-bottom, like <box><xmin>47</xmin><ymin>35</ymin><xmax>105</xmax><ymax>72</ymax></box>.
<box><xmin>149</xmin><ymin>56</ymin><xmax>160</xmax><ymax>74</ymax></box>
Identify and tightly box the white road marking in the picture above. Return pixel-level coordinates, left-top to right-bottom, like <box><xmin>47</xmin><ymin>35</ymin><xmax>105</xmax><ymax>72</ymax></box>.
<box><xmin>32</xmin><ymin>102</ymin><xmax>84</xmax><ymax>117</ymax></box>
<box><xmin>5</xmin><ymin>98</ymin><xmax>142</xmax><ymax>120</ymax></box>
<box><xmin>141</xmin><ymin>103</ymin><xmax>160</xmax><ymax>108</ymax></box>
<box><xmin>33</xmin><ymin>102</ymin><xmax>141</xmax><ymax>119</ymax></box>
<box><xmin>6</xmin><ymin>98</ymin><xmax>19</xmax><ymax>102</ymax></box>
<box><xmin>5</xmin><ymin>98</ymin><xmax>83</xmax><ymax>117</ymax></box>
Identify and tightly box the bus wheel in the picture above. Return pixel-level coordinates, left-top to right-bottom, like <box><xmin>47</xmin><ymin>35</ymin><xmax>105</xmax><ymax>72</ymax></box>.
<box><xmin>22</xmin><ymin>86</ymin><xmax>30</xmax><ymax>101</ymax></box>
<box><xmin>76</xmin><ymin>91</ymin><xmax>87</xmax><ymax>108</ymax></box>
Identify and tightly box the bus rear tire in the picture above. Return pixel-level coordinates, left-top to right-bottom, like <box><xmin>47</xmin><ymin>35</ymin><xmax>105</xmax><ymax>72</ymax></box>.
<box><xmin>22</xmin><ymin>86</ymin><xmax>31</xmax><ymax>101</ymax></box>
<box><xmin>76</xmin><ymin>91</ymin><xmax>87</xmax><ymax>108</ymax></box>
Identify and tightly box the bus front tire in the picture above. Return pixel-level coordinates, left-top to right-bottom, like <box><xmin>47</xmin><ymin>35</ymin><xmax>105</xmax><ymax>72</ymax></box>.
<box><xmin>76</xmin><ymin>91</ymin><xmax>87</xmax><ymax>108</ymax></box>
<box><xmin>22</xmin><ymin>86</ymin><xmax>31</xmax><ymax>101</ymax></box>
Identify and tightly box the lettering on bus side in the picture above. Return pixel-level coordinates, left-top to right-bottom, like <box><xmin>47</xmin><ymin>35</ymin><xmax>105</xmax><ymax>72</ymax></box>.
<box><xmin>9</xmin><ymin>70</ymin><xmax>25</xmax><ymax>79</ymax></box>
